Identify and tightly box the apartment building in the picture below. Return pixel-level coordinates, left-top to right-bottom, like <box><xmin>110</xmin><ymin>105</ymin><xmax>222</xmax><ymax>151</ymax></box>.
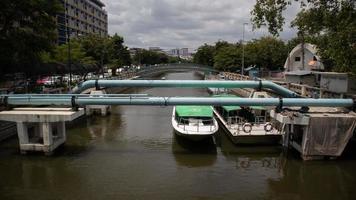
<box><xmin>57</xmin><ymin>0</ymin><xmax>108</xmax><ymax>44</ymax></box>
<box><xmin>169</xmin><ymin>48</ymin><xmax>190</xmax><ymax>57</ymax></box>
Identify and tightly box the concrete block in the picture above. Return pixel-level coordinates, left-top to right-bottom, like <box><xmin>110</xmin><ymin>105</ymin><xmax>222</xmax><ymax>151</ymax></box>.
<box><xmin>0</xmin><ymin>108</ymin><xmax>84</xmax><ymax>155</ymax></box>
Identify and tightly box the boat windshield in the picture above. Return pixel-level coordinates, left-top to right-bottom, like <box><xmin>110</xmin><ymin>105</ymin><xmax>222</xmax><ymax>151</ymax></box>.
<box><xmin>176</xmin><ymin>116</ymin><xmax>214</xmax><ymax>126</ymax></box>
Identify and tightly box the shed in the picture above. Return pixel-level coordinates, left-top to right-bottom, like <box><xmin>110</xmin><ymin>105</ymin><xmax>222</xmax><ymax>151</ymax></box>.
<box><xmin>284</xmin><ymin>43</ymin><xmax>324</xmax><ymax>72</ymax></box>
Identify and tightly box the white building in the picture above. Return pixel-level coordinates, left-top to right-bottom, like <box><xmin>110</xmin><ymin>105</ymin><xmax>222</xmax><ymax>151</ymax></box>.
<box><xmin>284</xmin><ymin>43</ymin><xmax>324</xmax><ymax>72</ymax></box>
<box><xmin>168</xmin><ymin>48</ymin><xmax>191</xmax><ymax>59</ymax></box>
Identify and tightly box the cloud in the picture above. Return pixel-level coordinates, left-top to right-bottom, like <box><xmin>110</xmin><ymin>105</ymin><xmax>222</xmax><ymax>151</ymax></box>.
<box><xmin>101</xmin><ymin>0</ymin><xmax>300</xmax><ymax>50</ymax></box>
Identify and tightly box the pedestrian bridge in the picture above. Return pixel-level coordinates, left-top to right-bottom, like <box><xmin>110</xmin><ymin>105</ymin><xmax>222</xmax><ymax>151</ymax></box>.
<box><xmin>136</xmin><ymin>64</ymin><xmax>219</xmax><ymax>77</ymax></box>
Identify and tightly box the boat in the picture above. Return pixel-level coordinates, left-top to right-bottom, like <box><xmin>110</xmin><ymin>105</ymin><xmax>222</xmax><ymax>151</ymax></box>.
<box><xmin>172</xmin><ymin>106</ymin><xmax>219</xmax><ymax>141</ymax></box>
<box><xmin>212</xmin><ymin>94</ymin><xmax>283</xmax><ymax>145</ymax></box>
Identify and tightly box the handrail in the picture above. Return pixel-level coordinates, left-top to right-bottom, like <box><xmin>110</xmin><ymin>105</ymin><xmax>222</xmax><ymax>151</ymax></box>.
<box><xmin>222</xmin><ymin>71</ymin><xmax>347</xmax><ymax>98</ymax></box>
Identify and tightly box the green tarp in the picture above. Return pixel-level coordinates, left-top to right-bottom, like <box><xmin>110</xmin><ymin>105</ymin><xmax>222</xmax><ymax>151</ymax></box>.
<box><xmin>176</xmin><ymin>106</ymin><xmax>213</xmax><ymax>117</ymax></box>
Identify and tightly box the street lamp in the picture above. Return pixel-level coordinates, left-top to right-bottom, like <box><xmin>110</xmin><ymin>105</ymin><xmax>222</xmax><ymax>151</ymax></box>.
<box><xmin>64</xmin><ymin>0</ymin><xmax>72</xmax><ymax>91</ymax></box>
<box><xmin>241</xmin><ymin>22</ymin><xmax>248</xmax><ymax>76</ymax></box>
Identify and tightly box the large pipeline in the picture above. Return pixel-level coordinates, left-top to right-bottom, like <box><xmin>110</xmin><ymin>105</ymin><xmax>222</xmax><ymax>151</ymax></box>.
<box><xmin>73</xmin><ymin>80</ymin><xmax>299</xmax><ymax>98</ymax></box>
<box><xmin>1</xmin><ymin>95</ymin><xmax>354</xmax><ymax>108</ymax></box>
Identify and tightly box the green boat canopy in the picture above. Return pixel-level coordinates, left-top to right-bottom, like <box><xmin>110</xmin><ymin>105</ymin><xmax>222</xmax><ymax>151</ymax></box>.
<box><xmin>176</xmin><ymin>106</ymin><xmax>213</xmax><ymax>117</ymax></box>
<box><xmin>212</xmin><ymin>94</ymin><xmax>241</xmax><ymax>111</ymax></box>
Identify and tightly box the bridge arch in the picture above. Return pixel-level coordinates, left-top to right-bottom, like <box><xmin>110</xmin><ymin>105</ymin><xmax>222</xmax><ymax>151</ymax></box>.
<box><xmin>136</xmin><ymin>63</ymin><xmax>219</xmax><ymax>77</ymax></box>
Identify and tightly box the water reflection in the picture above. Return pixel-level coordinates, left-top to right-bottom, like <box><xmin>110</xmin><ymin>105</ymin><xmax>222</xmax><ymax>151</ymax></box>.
<box><xmin>86</xmin><ymin>107</ymin><xmax>125</xmax><ymax>141</ymax></box>
<box><xmin>217</xmin><ymin>129</ymin><xmax>284</xmax><ymax>170</ymax></box>
<box><xmin>172</xmin><ymin>133</ymin><xmax>217</xmax><ymax>167</ymax></box>
<box><xmin>267</xmin><ymin>158</ymin><xmax>356</xmax><ymax>200</ymax></box>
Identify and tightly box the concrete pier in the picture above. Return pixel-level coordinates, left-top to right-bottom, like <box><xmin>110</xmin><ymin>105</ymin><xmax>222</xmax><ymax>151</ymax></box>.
<box><xmin>0</xmin><ymin>108</ymin><xmax>84</xmax><ymax>155</ymax></box>
<box><xmin>271</xmin><ymin>108</ymin><xmax>356</xmax><ymax>160</ymax></box>
<box><xmin>85</xmin><ymin>90</ymin><xmax>111</xmax><ymax>116</ymax></box>
<box><xmin>0</xmin><ymin>121</ymin><xmax>16</xmax><ymax>141</ymax></box>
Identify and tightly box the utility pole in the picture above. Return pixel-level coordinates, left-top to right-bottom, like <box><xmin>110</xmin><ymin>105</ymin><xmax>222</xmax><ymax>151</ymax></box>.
<box><xmin>242</xmin><ymin>23</ymin><xmax>248</xmax><ymax>76</ymax></box>
<box><xmin>101</xmin><ymin>48</ymin><xmax>105</xmax><ymax>78</ymax></box>
<box><xmin>65</xmin><ymin>0</ymin><xmax>72</xmax><ymax>91</ymax></box>
<box><xmin>67</xmin><ymin>27</ymin><xmax>72</xmax><ymax>91</ymax></box>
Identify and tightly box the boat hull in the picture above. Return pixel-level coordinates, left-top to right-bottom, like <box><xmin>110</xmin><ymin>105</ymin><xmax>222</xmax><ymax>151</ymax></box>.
<box><xmin>173</xmin><ymin>129</ymin><xmax>214</xmax><ymax>141</ymax></box>
<box><xmin>213</xmin><ymin>109</ymin><xmax>282</xmax><ymax>145</ymax></box>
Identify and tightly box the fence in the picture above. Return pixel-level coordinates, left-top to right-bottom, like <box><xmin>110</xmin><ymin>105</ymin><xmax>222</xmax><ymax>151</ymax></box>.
<box><xmin>222</xmin><ymin>72</ymin><xmax>348</xmax><ymax>98</ymax></box>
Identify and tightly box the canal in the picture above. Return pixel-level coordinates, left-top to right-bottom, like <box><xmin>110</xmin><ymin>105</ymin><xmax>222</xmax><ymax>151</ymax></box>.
<box><xmin>1</xmin><ymin>71</ymin><xmax>356</xmax><ymax>200</ymax></box>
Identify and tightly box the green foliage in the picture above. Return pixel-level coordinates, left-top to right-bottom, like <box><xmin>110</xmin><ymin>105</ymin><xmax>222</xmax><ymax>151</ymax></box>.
<box><xmin>194</xmin><ymin>38</ymin><xmax>287</xmax><ymax>71</ymax></box>
<box><xmin>251</xmin><ymin>0</ymin><xmax>291</xmax><ymax>36</ymax></box>
<box><xmin>43</xmin><ymin>39</ymin><xmax>95</xmax><ymax>66</ymax></box>
<box><xmin>245</xmin><ymin>37</ymin><xmax>287</xmax><ymax>70</ymax></box>
<box><xmin>0</xmin><ymin>0</ymin><xmax>63</xmax><ymax>75</ymax></box>
<box><xmin>42</xmin><ymin>34</ymin><xmax>132</xmax><ymax>74</ymax></box>
<box><xmin>213</xmin><ymin>46</ymin><xmax>241</xmax><ymax>71</ymax></box>
<box><xmin>133</xmin><ymin>49</ymin><xmax>170</xmax><ymax>65</ymax></box>
<box><xmin>252</xmin><ymin>0</ymin><xmax>356</xmax><ymax>73</ymax></box>
<box><xmin>110</xmin><ymin>34</ymin><xmax>131</xmax><ymax>68</ymax></box>
<box><xmin>80</xmin><ymin>34</ymin><xmax>113</xmax><ymax>67</ymax></box>
<box><xmin>193</xmin><ymin>44</ymin><xmax>215</xmax><ymax>66</ymax></box>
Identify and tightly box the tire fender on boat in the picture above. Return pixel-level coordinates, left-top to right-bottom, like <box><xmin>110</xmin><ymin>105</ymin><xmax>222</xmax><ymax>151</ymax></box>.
<box><xmin>264</xmin><ymin>122</ymin><xmax>273</xmax><ymax>132</ymax></box>
<box><xmin>242</xmin><ymin>123</ymin><xmax>252</xmax><ymax>133</ymax></box>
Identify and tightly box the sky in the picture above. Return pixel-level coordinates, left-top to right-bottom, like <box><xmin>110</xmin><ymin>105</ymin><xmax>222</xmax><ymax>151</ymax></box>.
<box><xmin>101</xmin><ymin>0</ymin><xmax>301</xmax><ymax>50</ymax></box>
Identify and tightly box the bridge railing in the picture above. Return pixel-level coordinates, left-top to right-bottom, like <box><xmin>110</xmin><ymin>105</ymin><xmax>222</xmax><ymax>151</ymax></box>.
<box><xmin>222</xmin><ymin>72</ymin><xmax>347</xmax><ymax>98</ymax></box>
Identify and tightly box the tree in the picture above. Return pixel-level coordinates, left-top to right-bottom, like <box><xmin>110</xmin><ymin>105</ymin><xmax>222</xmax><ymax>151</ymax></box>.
<box><xmin>213</xmin><ymin>45</ymin><xmax>241</xmax><ymax>71</ymax></box>
<box><xmin>49</xmin><ymin>40</ymin><xmax>95</xmax><ymax>65</ymax></box>
<box><xmin>133</xmin><ymin>49</ymin><xmax>169</xmax><ymax>65</ymax></box>
<box><xmin>80</xmin><ymin>34</ymin><xmax>113</xmax><ymax>74</ymax></box>
<box><xmin>109</xmin><ymin>34</ymin><xmax>131</xmax><ymax>76</ymax></box>
<box><xmin>252</xmin><ymin>0</ymin><xmax>356</xmax><ymax>73</ymax></box>
<box><xmin>0</xmin><ymin>0</ymin><xmax>62</xmax><ymax>75</ymax></box>
<box><xmin>193</xmin><ymin>44</ymin><xmax>215</xmax><ymax>66</ymax></box>
<box><xmin>245</xmin><ymin>37</ymin><xmax>287</xmax><ymax>71</ymax></box>
<box><xmin>40</xmin><ymin>39</ymin><xmax>96</xmax><ymax>75</ymax></box>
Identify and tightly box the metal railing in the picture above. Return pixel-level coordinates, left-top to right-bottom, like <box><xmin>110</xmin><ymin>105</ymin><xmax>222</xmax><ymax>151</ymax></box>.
<box><xmin>226</xmin><ymin>116</ymin><xmax>244</xmax><ymax>128</ymax></box>
<box><xmin>254</xmin><ymin>116</ymin><xmax>267</xmax><ymax>124</ymax></box>
<box><xmin>222</xmin><ymin>72</ymin><xmax>347</xmax><ymax>98</ymax></box>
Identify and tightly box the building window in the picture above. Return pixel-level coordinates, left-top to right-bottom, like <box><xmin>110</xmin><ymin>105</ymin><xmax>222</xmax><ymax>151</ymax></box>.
<box><xmin>295</xmin><ymin>57</ymin><xmax>301</xmax><ymax>62</ymax></box>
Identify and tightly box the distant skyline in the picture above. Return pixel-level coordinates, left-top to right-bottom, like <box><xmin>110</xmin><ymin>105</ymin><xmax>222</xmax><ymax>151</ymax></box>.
<box><xmin>101</xmin><ymin>0</ymin><xmax>300</xmax><ymax>49</ymax></box>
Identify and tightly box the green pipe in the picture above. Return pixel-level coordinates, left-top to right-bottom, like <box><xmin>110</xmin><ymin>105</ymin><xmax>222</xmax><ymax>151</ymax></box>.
<box><xmin>73</xmin><ymin>80</ymin><xmax>299</xmax><ymax>97</ymax></box>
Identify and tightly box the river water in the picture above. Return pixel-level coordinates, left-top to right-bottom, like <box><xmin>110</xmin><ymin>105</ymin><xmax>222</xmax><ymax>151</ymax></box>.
<box><xmin>1</xmin><ymin>71</ymin><xmax>356</xmax><ymax>200</ymax></box>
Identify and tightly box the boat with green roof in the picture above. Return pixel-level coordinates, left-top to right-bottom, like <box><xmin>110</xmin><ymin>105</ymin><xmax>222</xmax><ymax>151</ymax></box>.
<box><xmin>212</xmin><ymin>93</ymin><xmax>283</xmax><ymax>145</ymax></box>
<box><xmin>172</xmin><ymin>106</ymin><xmax>219</xmax><ymax>141</ymax></box>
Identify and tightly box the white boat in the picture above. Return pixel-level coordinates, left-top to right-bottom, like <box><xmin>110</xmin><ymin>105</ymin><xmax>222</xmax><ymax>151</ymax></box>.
<box><xmin>172</xmin><ymin>106</ymin><xmax>219</xmax><ymax>141</ymax></box>
<box><xmin>212</xmin><ymin>94</ymin><xmax>283</xmax><ymax>145</ymax></box>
